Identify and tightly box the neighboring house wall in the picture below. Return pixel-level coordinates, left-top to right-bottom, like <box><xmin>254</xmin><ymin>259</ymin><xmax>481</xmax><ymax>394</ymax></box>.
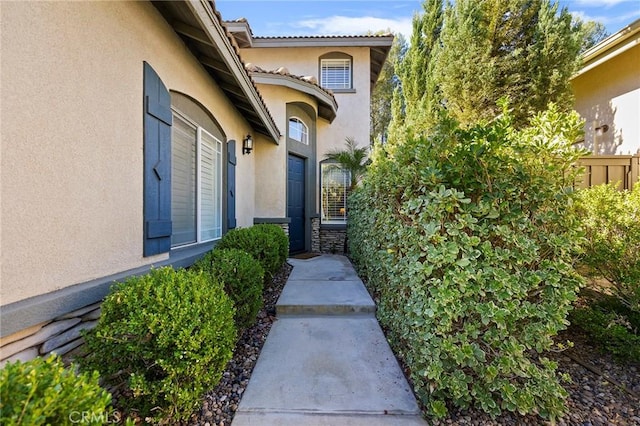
<box><xmin>0</xmin><ymin>1</ymin><xmax>270</xmax><ymax>352</ymax></box>
<box><xmin>572</xmin><ymin>22</ymin><xmax>640</xmax><ymax>155</ymax></box>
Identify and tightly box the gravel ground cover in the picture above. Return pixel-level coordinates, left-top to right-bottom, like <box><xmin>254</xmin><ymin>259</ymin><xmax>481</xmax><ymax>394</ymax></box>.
<box><xmin>188</xmin><ymin>262</ymin><xmax>292</xmax><ymax>426</ymax></box>
<box><xmin>186</xmin><ymin>260</ymin><xmax>638</xmax><ymax>426</ymax></box>
<box><xmin>428</xmin><ymin>326</ymin><xmax>639</xmax><ymax>425</ymax></box>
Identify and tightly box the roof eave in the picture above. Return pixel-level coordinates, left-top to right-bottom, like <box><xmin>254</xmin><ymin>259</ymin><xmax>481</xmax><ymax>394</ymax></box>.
<box><xmin>152</xmin><ymin>0</ymin><xmax>281</xmax><ymax>143</ymax></box>
<box><xmin>249</xmin><ymin>35</ymin><xmax>394</xmax><ymax>92</ymax></box>
<box><xmin>370</xmin><ymin>44</ymin><xmax>392</xmax><ymax>90</ymax></box>
<box><xmin>250</xmin><ymin>72</ymin><xmax>338</xmax><ymax>123</ymax></box>
<box><xmin>251</xmin><ymin>35</ymin><xmax>395</xmax><ymax>48</ymax></box>
<box><xmin>223</xmin><ymin>19</ymin><xmax>254</xmax><ymax>48</ymax></box>
<box><xmin>573</xmin><ymin>18</ymin><xmax>640</xmax><ymax>79</ymax></box>
<box><xmin>187</xmin><ymin>1</ymin><xmax>280</xmax><ymax>142</ymax></box>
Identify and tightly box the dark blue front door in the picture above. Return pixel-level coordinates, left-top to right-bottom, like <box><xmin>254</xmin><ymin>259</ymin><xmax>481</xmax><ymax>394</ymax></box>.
<box><xmin>287</xmin><ymin>155</ymin><xmax>305</xmax><ymax>253</ymax></box>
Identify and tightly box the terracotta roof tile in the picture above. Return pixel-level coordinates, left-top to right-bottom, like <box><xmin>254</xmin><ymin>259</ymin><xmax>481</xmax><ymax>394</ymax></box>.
<box><xmin>244</xmin><ymin>63</ymin><xmax>336</xmax><ymax>103</ymax></box>
<box><xmin>210</xmin><ymin>5</ymin><xmax>280</xmax><ymax>137</ymax></box>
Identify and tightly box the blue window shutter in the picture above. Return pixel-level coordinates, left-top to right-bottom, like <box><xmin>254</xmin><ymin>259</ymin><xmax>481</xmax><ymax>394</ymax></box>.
<box><xmin>143</xmin><ymin>62</ymin><xmax>172</xmax><ymax>256</ymax></box>
<box><xmin>227</xmin><ymin>140</ymin><xmax>237</xmax><ymax>229</ymax></box>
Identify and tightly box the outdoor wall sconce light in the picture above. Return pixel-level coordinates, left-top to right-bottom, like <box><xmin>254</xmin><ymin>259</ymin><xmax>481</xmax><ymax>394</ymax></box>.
<box><xmin>242</xmin><ymin>134</ymin><xmax>253</xmax><ymax>155</ymax></box>
<box><xmin>595</xmin><ymin>124</ymin><xmax>609</xmax><ymax>136</ymax></box>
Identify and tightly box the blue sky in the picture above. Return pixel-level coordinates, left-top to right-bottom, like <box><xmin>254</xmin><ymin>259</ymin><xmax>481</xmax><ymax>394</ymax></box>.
<box><xmin>215</xmin><ymin>0</ymin><xmax>640</xmax><ymax>39</ymax></box>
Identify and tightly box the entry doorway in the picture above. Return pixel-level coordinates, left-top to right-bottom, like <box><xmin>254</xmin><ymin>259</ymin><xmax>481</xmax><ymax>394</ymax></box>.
<box><xmin>287</xmin><ymin>154</ymin><xmax>306</xmax><ymax>253</ymax></box>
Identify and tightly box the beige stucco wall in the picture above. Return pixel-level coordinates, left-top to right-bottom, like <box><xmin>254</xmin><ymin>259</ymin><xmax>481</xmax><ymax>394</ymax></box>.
<box><xmin>240</xmin><ymin>46</ymin><xmax>372</xmax><ymax>155</ymax></box>
<box><xmin>1</xmin><ymin>1</ymin><xmax>255</xmax><ymax>305</ymax></box>
<box><xmin>253</xmin><ymin>85</ymin><xmax>287</xmax><ymax>218</ymax></box>
<box><xmin>253</xmin><ymin>84</ymin><xmax>322</xmax><ymax>218</ymax></box>
<box><xmin>254</xmin><ymin>133</ymin><xmax>286</xmax><ymax>218</ymax></box>
<box><xmin>572</xmin><ymin>43</ymin><xmax>640</xmax><ymax>155</ymax></box>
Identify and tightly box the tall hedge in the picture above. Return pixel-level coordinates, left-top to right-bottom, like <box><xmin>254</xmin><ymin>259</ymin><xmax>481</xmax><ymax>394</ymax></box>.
<box><xmin>349</xmin><ymin>104</ymin><xmax>585</xmax><ymax>420</ymax></box>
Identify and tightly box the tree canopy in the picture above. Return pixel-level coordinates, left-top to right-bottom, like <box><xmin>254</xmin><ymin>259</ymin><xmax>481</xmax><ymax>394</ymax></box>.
<box><xmin>389</xmin><ymin>0</ymin><xmax>601</xmax><ymax>136</ymax></box>
<box><xmin>371</xmin><ymin>32</ymin><xmax>407</xmax><ymax>144</ymax></box>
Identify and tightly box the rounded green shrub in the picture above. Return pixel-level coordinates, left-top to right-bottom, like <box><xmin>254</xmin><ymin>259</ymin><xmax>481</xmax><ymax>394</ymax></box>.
<box><xmin>194</xmin><ymin>248</ymin><xmax>264</xmax><ymax>328</ymax></box>
<box><xmin>349</xmin><ymin>104</ymin><xmax>585</xmax><ymax>420</ymax></box>
<box><xmin>216</xmin><ymin>226</ymin><xmax>284</xmax><ymax>280</ymax></box>
<box><xmin>80</xmin><ymin>267</ymin><xmax>236</xmax><ymax>423</ymax></box>
<box><xmin>253</xmin><ymin>224</ymin><xmax>289</xmax><ymax>267</ymax></box>
<box><xmin>574</xmin><ymin>182</ymin><xmax>640</xmax><ymax>312</ymax></box>
<box><xmin>0</xmin><ymin>355</ymin><xmax>112</xmax><ymax>426</ymax></box>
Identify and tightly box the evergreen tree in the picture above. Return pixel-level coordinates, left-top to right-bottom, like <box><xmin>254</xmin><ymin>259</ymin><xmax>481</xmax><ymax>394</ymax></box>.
<box><xmin>578</xmin><ymin>19</ymin><xmax>608</xmax><ymax>51</ymax></box>
<box><xmin>392</xmin><ymin>0</ymin><xmax>444</xmax><ymax>137</ymax></box>
<box><xmin>525</xmin><ymin>1</ymin><xmax>584</xmax><ymax>121</ymax></box>
<box><xmin>390</xmin><ymin>0</ymin><xmax>588</xmax><ymax>132</ymax></box>
<box><xmin>371</xmin><ymin>32</ymin><xmax>407</xmax><ymax>145</ymax></box>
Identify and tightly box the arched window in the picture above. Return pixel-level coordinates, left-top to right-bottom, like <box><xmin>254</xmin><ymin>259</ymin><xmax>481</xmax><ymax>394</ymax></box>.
<box><xmin>288</xmin><ymin>116</ymin><xmax>309</xmax><ymax>145</ymax></box>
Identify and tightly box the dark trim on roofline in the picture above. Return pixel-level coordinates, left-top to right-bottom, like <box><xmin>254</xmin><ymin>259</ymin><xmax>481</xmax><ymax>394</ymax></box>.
<box><xmin>251</xmin><ymin>35</ymin><xmax>394</xmax><ymax>48</ymax></box>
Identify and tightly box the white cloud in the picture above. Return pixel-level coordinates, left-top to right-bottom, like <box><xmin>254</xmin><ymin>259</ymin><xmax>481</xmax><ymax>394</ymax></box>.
<box><xmin>573</xmin><ymin>0</ymin><xmax>636</xmax><ymax>7</ymax></box>
<box><xmin>570</xmin><ymin>7</ymin><xmax>640</xmax><ymax>26</ymax></box>
<box><xmin>294</xmin><ymin>15</ymin><xmax>414</xmax><ymax>38</ymax></box>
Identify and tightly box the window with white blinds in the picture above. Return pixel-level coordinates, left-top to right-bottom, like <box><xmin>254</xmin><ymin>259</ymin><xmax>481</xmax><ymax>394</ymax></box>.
<box><xmin>321</xmin><ymin>163</ymin><xmax>351</xmax><ymax>224</ymax></box>
<box><xmin>171</xmin><ymin>112</ymin><xmax>222</xmax><ymax>247</ymax></box>
<box><xmin>320</xmin><ymin>58</ymin><xmax>352</xmax><ymax>90</ymax></box>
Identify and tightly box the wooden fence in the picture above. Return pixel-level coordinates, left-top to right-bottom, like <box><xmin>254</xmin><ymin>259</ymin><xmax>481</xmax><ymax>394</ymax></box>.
<box><xmin>576</xmin><ymin>155</ymin><xmax>639</xmax><ymax>191</ymax></box>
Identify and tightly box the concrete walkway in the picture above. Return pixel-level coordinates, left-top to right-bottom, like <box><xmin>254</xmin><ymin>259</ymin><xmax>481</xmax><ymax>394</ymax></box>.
<box><xmin>232</xmin><ymin>255</ymin><xmax>427</xmax><ymax>425</ymax></box>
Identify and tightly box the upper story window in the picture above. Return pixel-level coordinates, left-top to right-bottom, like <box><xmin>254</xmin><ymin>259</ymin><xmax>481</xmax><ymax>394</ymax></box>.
<box><xmin>319</xmin><ymin>52</ymin><xmax>353</xmax><ymax>91</ymax></box>
<box><xmin>289</xmin><ymin>117</ymin><xmax>309</xmax><ymax>144</ymax></box>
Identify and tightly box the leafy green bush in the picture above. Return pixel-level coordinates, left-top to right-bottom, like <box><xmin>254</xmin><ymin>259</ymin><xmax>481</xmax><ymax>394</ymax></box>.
<box><xmin>253</xmin><ymin>224</ymin><xmax>289</xmax><ymax>267</ymax></box>
<box><xmin>574</xmin><ymin>182</ymin><xmax>640</xmax><ymax>312</ymax></box>
<box><xmin>216</xmin><ymin>226</ymin><xmax>284</xmax><ymax>280</ymax></box>
<box><xmin>194</xmin><ymin>248</ymin><xmax>264</xmax><ymax>328</ymax></box>
<box><xmin>349</xmin><ymin>104</ymin><xmax>585</xmax><ymax>420</ymax></box>
<box><xmin>570</xmin><ymin>295</ymin><xmax>640</xmax><ymax>362</ymax></box>
<box><xmin>1</xmin><ymin>355</ymin><xmax>111</xmax><ymax>425</ymax></box>
<box><xmin>81</xmin><ymin>267</ymin><xmax>236</xmax><ymax>423</ymax></box>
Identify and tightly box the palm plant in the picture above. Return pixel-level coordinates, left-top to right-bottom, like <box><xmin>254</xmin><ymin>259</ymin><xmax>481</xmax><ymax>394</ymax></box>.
<box><xmin>323</xmin><ymin>137</ymin><xmax>369</xmax><ymax>189</ymax></box>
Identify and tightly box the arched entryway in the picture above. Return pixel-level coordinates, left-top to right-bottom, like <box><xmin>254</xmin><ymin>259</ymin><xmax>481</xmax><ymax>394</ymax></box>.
<box><xmin>286</xmin><ymin>102</ymin><xmax>316</xmax><ymax>253</ymax></box>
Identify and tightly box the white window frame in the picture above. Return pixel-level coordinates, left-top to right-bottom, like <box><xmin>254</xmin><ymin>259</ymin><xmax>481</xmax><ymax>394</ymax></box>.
<box><xmin>321</xmin><ymin>163</ymin><xmax>351</xmax><ymax>225</ymax></box>
<box><xmin>171</xmin><ymin>109</ymin><xmax>223</xmax><ymax>248</ymax></box>
<box><xmin>320</xmin><ymin>58</ymin><xmax>352</xmax><ymax>90</ymax></box>
<box><xmin>288</xmin><ymin>116</ymin><xmax>309</xmax><ymax>145</ymax></box>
